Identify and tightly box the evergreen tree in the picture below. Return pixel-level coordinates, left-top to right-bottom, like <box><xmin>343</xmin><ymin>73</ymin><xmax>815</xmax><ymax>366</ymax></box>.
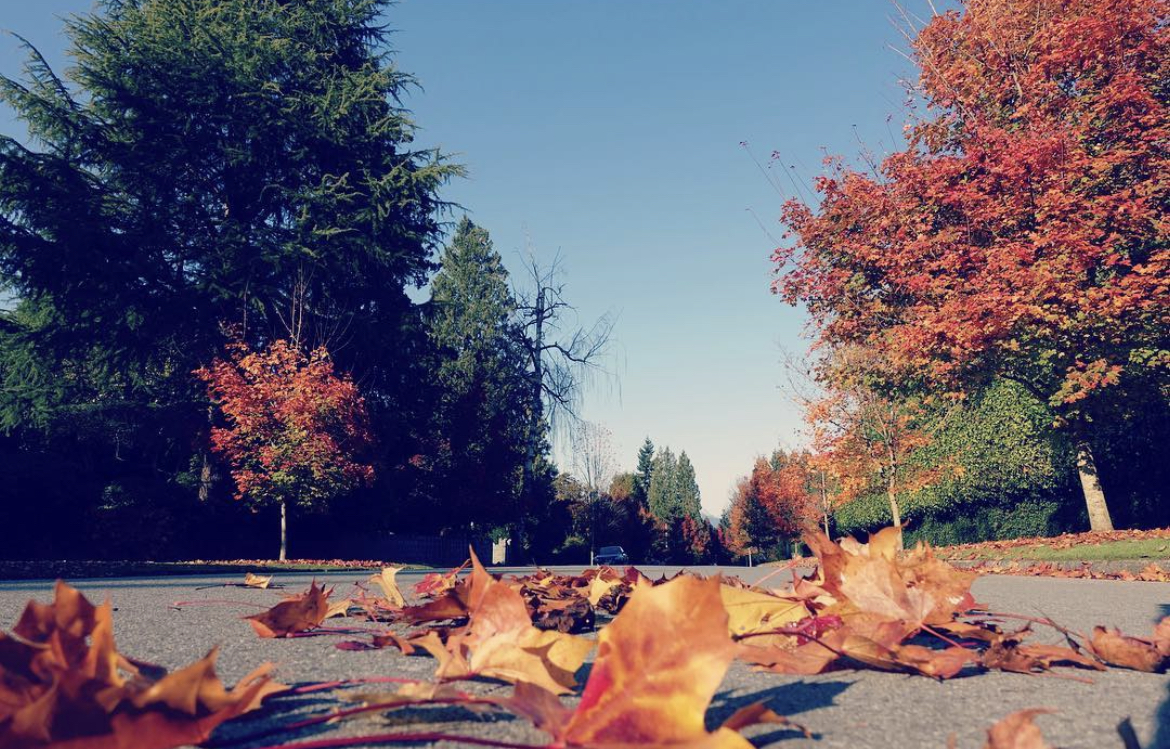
<box><xmin>632</xmin><ymin>437</ymin><xmax>655</xmax><ymax>510</ymax></box>
<box><xmin>647</xmin><ymin>447</ymin><xmax>678</xmax><ymax>521</ymax></box>
<box><xmin>675</xmin><ymin>451</ymin><xmax>702</xmax><ymax>518</ymax></box>
<box><xmin>424</xmin><ymin>218</ymin><xmax>528</xmax><ymax>530</ymax></box>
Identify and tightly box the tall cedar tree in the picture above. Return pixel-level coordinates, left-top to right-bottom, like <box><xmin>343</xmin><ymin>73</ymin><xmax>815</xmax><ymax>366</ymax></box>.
<box><xmin>632</xmin><ymin>437</ymin><xmax>655</xmax><ymax>509</ymax></box>
<box><xmin>0</xmin><ymin>0</ymin><xmax>457</xmax><ymax>511</ymax></box>
<box><xmin>776</xmin><ymin>0</ymin><xmax>1168</xmax><ymax>530</ymax></box>
<box><xmin>423</xmin><ymin>218</ymin><xmax>528</xmax><ymax>531</ymax></box>
<box><xmin>197</xmin><ymin>340</ymin><xmax>375</xmax><ymax>561</ymax></box>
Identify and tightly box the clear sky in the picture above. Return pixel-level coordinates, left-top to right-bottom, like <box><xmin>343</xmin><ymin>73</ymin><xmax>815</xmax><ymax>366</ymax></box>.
<box><xmin>0</xmin><ymin>1</ymin><xmax>934</xmax><ymax>517</ymax></box>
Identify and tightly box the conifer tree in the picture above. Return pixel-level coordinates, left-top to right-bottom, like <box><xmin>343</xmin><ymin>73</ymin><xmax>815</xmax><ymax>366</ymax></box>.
<box><xmin>425</xmin><ymin>218</ymin><xmax>528</xmax><ymax>528</ymax></box>
<box><xmin>675</xmin><ymin>451</ymin><xmax>703</xmax><ymax>519</ymax></box>
<box><xmin>647</xmin><ymin>447</ymin><xmax>678</xmax><ymax>521</ymax></box>
<box><xmin>631</xmin><ymin>437</ymin><xmax>655</xmax><ymax>510</ymax></box>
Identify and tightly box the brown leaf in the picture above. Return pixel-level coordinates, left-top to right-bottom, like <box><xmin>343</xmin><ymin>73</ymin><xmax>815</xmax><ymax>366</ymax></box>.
<box><xmin>368</xmin><ymin>567</ymin><xmax>406</xmax><ymax>608</ymax></box>
<box><xmin>983</xmin><ymin>709</ymin><xmax>1055</xmax><ymax>749</ymax></box>
<box><xmin>325</xmin><ymin>598</ymin><xmax>353</xmax><ymax>620</ymax></box>
<box><xmin>0</xmin><ymin>581</ymin><xmax>281</xmax><ymax>749</ymax></box>
<box><xmin>413</xmin><ymin>552</ymin><xmax>593</xmax><ymax>694</ymax></box>
<box><xmin>737</xmin><ymin>636</ymin><xmax>842</xmax><ymax>676</ymax></box>
<box><xmin>1089</xmin><ymin>626</ymin><xmax>1164</xmax><ymax>672</ymax></box>
<box><xmin>721</xmin><ymin>584</ymin><xmax>810</xmax><ymax>649</ymax></box>
<box><xmin>243</xmin><ymin>573</ymin><xmax>272</xmax><ymax>589</ymax></box>
<box><xmin>557</xmin><ymin>575</ymin><xmax>753</xmax><ymax>748</ymax></box>
<box><xmin>1153</xmin><ymin>616</ymin><xmax>1170</xmax><ymax>657</ymax></box>
<box><xmin>245</xmin><ymin>581</ymin><xmax>329</xmax><ymax>637</ymax></box>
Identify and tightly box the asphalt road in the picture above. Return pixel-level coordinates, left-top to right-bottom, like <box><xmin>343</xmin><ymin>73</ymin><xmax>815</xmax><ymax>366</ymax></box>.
<box><xmin>2</xmin><ymin>566</ymin><xmax>1168</xmax><ymax>749</ymax></box>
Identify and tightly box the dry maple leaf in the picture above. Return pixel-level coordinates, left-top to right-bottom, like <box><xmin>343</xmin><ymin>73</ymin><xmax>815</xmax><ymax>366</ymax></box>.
<box><xmin>243</xmin><ymin>573</ymin><xmax>273</xmax><ymax>589</ymax></box>
<box><xmin>503</xmin><ymin>575</ymin><xmax>794</xmax><ymax>749</ymax></box>
<box><xmin>407</xmin><ymin>551</ymin><xmax>592</xmax><ymax>694</ymax></box>
<box><xmin>0</xmin><ymin>581</ymin><xmax>281</xmax><ymax>749</ymax></box>
<box><xmin>246</xmin><ymin>581</ymin><xmax>329</xmax><ymax>638</ymax></box>
<box><xmin>981</xmin><ymin>709</ymin><xmax>1055</xmax><ymax>749</ymax></box>
<box><xmin>1088</xmin><ymin>626</ymin><xmax>1165</xmax><ymax>672</ymax></box>
<box><xmin>413</xmin><ymin>561</ymin><xmax>467</xmax><ymax>599</ymax></box>
<box><xmin>721</xmin><ymin>584</ymin><xmax>811</xmax><ymax>649</ymax></box>
<box><xmin>368</xmin><ymin>567</ymin><xmax>406</xmax><ymax>608</ymax></box>
<box><xmin>325</xmin><ymin>598</ymin><xmax>353</xmax><ymax>620</ymax></box>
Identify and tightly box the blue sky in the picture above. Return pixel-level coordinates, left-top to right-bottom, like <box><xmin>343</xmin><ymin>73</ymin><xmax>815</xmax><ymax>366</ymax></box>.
<box><xmin>0</xmin><ymin>1</ymin><xmax>933</xmax><ymax>516</ymax></box>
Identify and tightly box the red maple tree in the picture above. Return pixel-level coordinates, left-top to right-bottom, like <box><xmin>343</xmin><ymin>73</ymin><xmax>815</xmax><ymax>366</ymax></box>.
<box><xmin>776</xmin><ymin>0</ymin><xmax>1168</xmax><ymax>530</ymax></box>
<box><xmin>726</xmin><ymin>452</ymin><xmax>820</xmax><ymax>559</ymax></box>
<box><xmin>197</xmin><ymin>339</ymin><xmax>375</xmax><ymax>560</ymax></box>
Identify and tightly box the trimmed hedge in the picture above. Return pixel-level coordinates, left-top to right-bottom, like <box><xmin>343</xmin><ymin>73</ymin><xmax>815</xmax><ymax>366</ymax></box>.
<box><xmin>834</xmin><ymin>380</ymin><xmax>1084</xmax><ymax>544</ymax></box>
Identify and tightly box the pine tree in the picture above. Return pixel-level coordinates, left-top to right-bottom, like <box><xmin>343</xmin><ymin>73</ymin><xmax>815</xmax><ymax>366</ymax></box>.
<box><xmin>675</xmin><ymin>451</ymin><xmax>703</xmax><ymax>519</ymax></box>
<box><xmin>631</xmin><ymin>437</ymin><xmax>655</xmax><ymax>510</ymax></box>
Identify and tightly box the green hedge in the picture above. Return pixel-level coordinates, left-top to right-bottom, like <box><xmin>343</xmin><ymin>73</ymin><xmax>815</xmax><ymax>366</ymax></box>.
<box><xmin>833</xmin><ymin>381</ymin><xmax>1082</xmax><ymax>543</ymax></box>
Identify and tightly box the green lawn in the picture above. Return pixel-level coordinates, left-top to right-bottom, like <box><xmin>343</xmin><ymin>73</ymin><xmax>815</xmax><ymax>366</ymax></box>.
<box><xmin>951</xmin><ymin>537</ymin><xmax>1170</xmax><ymax>562</ymax></box>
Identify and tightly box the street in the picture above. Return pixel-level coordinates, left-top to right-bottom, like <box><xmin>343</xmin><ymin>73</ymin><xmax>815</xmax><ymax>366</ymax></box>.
<box><xmin>2</xmin><ymin>567</ymin><xmax>1167</xmax><ymax>748</ymax></box>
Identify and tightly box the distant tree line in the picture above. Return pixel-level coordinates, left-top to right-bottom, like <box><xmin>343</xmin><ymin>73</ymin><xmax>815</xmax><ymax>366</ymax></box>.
<box><xmin>533</xmin><ymin>437</ymin><xmax>726</xmax><ymax>565</ymax></box>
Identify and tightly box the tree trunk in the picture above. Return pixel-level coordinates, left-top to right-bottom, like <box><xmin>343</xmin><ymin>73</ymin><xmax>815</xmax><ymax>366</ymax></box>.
<box><xmin>886</xmin><ymin>480</ymin><xmax>904</xmax><ymax>550</ymax></box>
<box><xmin>819</xmin><ymin>471</ymin><xmax>830</xmax><ymax>537</ymax></box>
<box><xmin>886</xmin><ymin>448</ymin><xmax>904</xmax><ymax>550</ymax></box>
<box><xmin>1076</xmin><ymin>439</ymin><xmax>1115</xmax><ymax>531</ymax></box>
<box><xmin>279</xmin><ymin>500</ymin><xmax>288</xmax><ymax>562</ymax></box>
<box><xmin>197</xmin><ymin>452</ymin><xmax>212</xmax><ymax>503</ymax></box>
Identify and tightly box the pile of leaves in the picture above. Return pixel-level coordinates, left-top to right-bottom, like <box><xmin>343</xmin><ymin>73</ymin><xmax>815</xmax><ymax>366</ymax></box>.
<box><xmin>965</xmin><ymin>560</ymin><xmax>1170</xmax><ymax>583</ymax></box>
<box><xmin>938</xmin><ymin>528</ymin><xmax>1170</xmax><ymax>559</ymax></box>
<box><xmin>0</xmin><ymin>581</ymin><xmax>283</xmax><ymax>748</ymax></box>
<box><xmin>213</xmin><ymin>527</ymin><xmax>1170</xmax><ymax>748</ymax></box>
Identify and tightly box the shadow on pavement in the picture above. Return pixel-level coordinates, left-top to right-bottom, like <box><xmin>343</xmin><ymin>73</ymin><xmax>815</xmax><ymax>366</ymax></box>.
<box><xmin>708</xmin><ymin>679</ymin><xmax>855</xmax><ymax>741</ymax></box>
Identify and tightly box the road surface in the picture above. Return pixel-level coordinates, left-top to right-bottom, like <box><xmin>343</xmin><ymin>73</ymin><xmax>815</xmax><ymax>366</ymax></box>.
<box><xmin>1</xmin><ymin>566</ymin><xmax>1167</xmax><ymax>748</ymax></box>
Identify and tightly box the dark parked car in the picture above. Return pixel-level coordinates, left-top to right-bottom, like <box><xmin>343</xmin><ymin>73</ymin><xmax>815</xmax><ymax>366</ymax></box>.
<box><xmin>594</xmin><ymin>545</ymin><xmax>629</xmax><ymax>566</ymax></box>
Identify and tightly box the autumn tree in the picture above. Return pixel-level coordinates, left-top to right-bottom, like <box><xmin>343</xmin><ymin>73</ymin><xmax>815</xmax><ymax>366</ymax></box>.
<box><xmin>806</xmin><ymin>362</ymin><xmax>950</xmax><ymax>549</ymax></box>
<box><xmin>775</xmin><ymin>0</ymin><xmax>1168</xmax><ymax>530</ymax></box>
<box><xmin>727</xmin><ymin>451</ymin><xmax>820</xmax><ymax>559</ymax></box>
<box><xmin>197</xmin><ymin>340</ymin><xmax>374</xmax><ymax>561</ymax></box>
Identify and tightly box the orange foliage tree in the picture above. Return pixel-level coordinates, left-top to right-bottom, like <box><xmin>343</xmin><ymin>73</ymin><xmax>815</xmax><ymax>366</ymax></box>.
<box><xmin>775</xmin><ymin>0</ymin><xmax>1169</xmax><ymax>530</ymax></box>
<box><xmin>197</xmin><ymin>340</ymin><xmax>375</xmax><ymax>560</ymax></box>
<box><xmin>726</xmin><ymin>451</ymin><xmax>820</xmax><ymax>559</ymax></box>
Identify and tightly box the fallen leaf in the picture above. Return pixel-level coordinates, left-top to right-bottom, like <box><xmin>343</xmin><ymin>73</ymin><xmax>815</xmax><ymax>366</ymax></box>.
<box><xmin>369</xmin><ymin>567</ymin><xmax>406</xmax><ymax>608</ymax></box>
<box><xmin>0</xmin><ymin>581</ymin><xmax>281</xmax><ymax>749</ymax></box>
<box><xmin>721</xmin><ymin>584</ymin><xmax>810</xmax><ymax>648</ymax></box>
<box><xmin>245</xmin><ymin>581</ymin><xmax>329</xmax><ymax>638</ymax></box>
<box><xmin>325</xmin><ymin>597</ymin><xmax>353</xmax><ymax>620</ymax></box>
<box><xmin>243</xmin><ymin>573</ymin><xmax>273</xmax><ymax>589</ymax></box>
<box><xmin>411</xmin><ymin>552</ymin><xmax>592</xmax><ymax>694</ymax></box>
<box><xmin>982</xmin><ymin>709</ymin><xmax>1055</xmax><ymax>749</ymax></box>
<box><xmin>505</xmin><ymin>575</ymin><xmax>772</xmax><ymax>748</ymax></box>
<box><xmin>1089</xmin><ymin>626</ymin><xmax>1164</xmax><ymax>672</ymax></box>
